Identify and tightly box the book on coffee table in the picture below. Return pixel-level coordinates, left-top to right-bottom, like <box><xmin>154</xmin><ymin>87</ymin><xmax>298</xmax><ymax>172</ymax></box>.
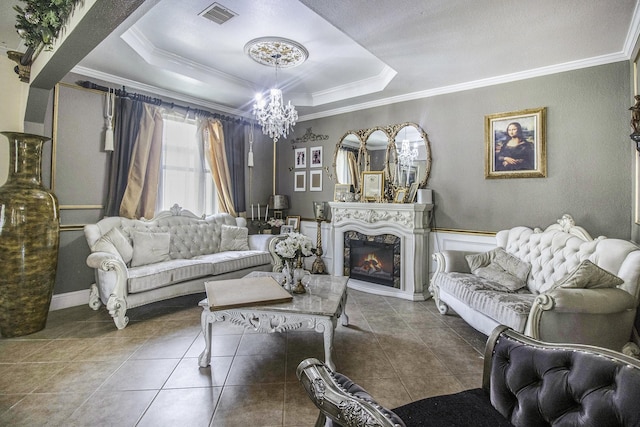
<box><xmin>204</xmin><ymin>276</ymin><xmax>292</xmax><ymax>310</ymax></box>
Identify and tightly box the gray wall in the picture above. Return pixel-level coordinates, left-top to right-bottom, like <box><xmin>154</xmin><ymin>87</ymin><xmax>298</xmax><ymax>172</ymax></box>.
<box><xmin>279</xmin><ymin>61</ymin><xmax>634</xmax><ymax>240</ymax></box>
<box><xmin>47</xmin><ymin>60</ymin><xmax>635</xmax><ymax>298</ymax></box>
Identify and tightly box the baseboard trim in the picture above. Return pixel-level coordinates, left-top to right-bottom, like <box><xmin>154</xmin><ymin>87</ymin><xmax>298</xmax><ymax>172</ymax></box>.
<box><xmin>50</xmin><ymin>289</ymin><xmax>89</xmax><ymax>311</ymax></box>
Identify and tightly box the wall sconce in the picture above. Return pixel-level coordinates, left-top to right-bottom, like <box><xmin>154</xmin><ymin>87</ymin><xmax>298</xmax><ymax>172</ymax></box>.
<box><xmin>311</xmin><ymin>201</ymin><xmax>329</xmax><ymax>274</ymax></box>
<box><xmin>629</xmin><ymin>95</ymin><xmax>640</xmax><ymax>152</ymax></box>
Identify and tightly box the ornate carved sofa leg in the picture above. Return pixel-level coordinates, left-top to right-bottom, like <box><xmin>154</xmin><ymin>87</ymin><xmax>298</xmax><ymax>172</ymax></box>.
<box><xmin>107</xmin><ymin>293</ymin><xmax>129</xmax><ymax>329</ymax></box>
<box><xmin>428</xmin><ymin>279</ymin><xmax>449</xmax><ymax>315</ymax></box>
<box><xmin>88</xmin><ymin>283</ymin><xmax>102</xmax><ymax>310</ymax></box>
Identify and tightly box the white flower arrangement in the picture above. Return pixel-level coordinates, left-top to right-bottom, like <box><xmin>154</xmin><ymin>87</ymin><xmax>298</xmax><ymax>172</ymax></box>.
<box><xmin>268</xmin><ymin>218</ymin><xmax>284</xmax><ymax>227</ymax></box>
<box><xmin>274</xmin><ymin>232</ymin><xmax>315</xmax><ymax>260</ymax></box>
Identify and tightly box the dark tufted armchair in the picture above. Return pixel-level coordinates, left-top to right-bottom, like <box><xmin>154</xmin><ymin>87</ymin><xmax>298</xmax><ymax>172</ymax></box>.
<box><xmin>297</xmin><ymin>325</ymin><xmax>640</xmax><ymax>426</ymax></box>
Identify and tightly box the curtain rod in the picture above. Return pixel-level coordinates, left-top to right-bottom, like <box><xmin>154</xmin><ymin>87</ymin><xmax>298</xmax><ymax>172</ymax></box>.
<box><xmin>77</xmin><ymin>80</ymin><xmax>253</xmax><ymax>126</ymax></box>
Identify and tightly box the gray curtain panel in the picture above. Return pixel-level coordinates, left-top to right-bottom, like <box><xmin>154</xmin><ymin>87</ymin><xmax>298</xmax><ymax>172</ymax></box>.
<box><xmin>222</xmin><ymin>120</ymin><xmax>246</xmax><ymax>213</ymax></box>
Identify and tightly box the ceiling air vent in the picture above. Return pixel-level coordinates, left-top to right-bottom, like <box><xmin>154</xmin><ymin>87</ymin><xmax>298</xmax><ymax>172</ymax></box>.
<box><xmin>200</xmin><ymin>3</ymin><xmax>237</xmax><ymax>25</ymax></box>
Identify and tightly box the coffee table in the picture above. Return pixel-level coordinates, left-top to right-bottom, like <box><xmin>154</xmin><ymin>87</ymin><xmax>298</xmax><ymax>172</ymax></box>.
<box><xmin>198</xmin><ymin>272</ymin><xmax>349</xmax><ymax>370</ymax></box>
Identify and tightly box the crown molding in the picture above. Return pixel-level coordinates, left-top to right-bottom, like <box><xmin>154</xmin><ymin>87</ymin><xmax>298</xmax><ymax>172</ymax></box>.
<box><xmin>70</xmin><ymin>65</ymin><xmax>252</xmax><ymax>118</ymax></box>
<box><xmin>299</xmin><ymin>52</ymin><xmax>629</xmax><ymax>122</ymax></box>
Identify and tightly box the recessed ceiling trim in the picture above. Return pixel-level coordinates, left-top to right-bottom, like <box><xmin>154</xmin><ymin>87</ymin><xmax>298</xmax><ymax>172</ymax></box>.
<box><xmin>299</xmin><ymin>51</ymin><xmax>629</xmax><ymax>122</ymax></box>
<box><xmin>71</xmin><ymin>65</ymin><xmax>252</xmax><ymax>118</ymax></box>
<box><xmin>121</xmin><ymin>27</ymin><xmax>254</xmax><ymax>89</ymax></box>
<box><xmin>308</xmin><ymin>65</ymin><xmax>397</xmax><ymax>106</ymax></box>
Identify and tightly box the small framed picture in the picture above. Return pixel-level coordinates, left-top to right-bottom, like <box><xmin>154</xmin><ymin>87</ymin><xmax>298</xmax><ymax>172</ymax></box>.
<box><xmin>407</xmin><ymin>182</ymin><xmax>419</xmax><ymax>203</ymax></box>
<box><xmin>309</xmin><ymin>170</ymin><xmax>322</xmax><ymax>191</ymax></box>
<box><xmin>361</xmin><ymin>171</ymin><xmax>384</xmax><ymax>202</ymax></box>
<box><xmin>334</xmin><ymin>183</ymin><xmax>351</xmax><ymax>201</ymax></box>
<box><xmin>286</xmin><ymin>215</ymin><xmax>301</xmax><ymax>231</ymax></box>
<box><xmin>310</xmin><ymin>146</ymin><xmax>323</xmax><ymax>168</ymax></box>
<box><xmin>294</xmin><ymin>171</ymin><xmax>306</xmax><ymax>191</ymax></box>
<box><xmin>394</xmin><ymin>188</ymin><xmax>407</xmax><ymax>203</ymax></box>
<box><xmin>280</xmin><ymin>225</ymin><xmax>294</xmax><ymax>234</ymax></box>
<box><xmin>485</xmin><ymin>107</ymin><xmax>546</xmax><ymax>179</ymax></box>
<box><xmin>295</xmin><ymin>147</ymin><xmax>307</xmax><ymax>169</ymax></box>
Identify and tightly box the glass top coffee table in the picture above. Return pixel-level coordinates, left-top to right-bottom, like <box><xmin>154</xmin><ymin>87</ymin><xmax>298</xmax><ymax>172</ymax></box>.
<box><xmin>198</xmin><ymin>272</ymin><xmax>349</xmax><ymax>370</ymax></box>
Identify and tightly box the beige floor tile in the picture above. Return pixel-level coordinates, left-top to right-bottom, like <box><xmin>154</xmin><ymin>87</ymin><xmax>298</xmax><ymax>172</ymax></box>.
<box><xmin>25</xmin><ymin>338</ymin><xmax>95</xmax><ymax>362</ymax></box>
<box><xmin>130</xmin><ymin>335</ymin><xmax>197</xmax><ymax>359</ymax></box>
<box><xmin>164</xmin><ymin>356</ymin><xmax>232</xmax><ymax>388</ymax></box>
<box><xmin>0</xmin><ymin>285</ymin><xmax>496</xmax><ymax>426</ymax></box>
<box><xmin>137</xmin><ymin>387</ymin><xmax>220</xmax><ymax>427</ymax></box>
<box><xmin>283</xmin><ymin>381</ymin><xmax>324</xmax><ymax>426</ymax></box>
<box><xmin>99</xmin><ymin>358</ymin><xmax>180</xmax><ymax>391</ymax></box>
<box><xmin>34</xmin><ymin>360</ymin><xmax>122</xmax><ymax>394</ymax></box>
<box><xmin>211</xmin><ymin>384</ymin><xmax>284</xmax><ymax>427</ymax></box>
<box><xmin>0</xmin><ymin>392</ymin><xmax>90</xmax><ymax>427</ymax></box>
<box><xmin>225</xmin><ymin>354</ymin><xmax>286</xmax><ymax>386</ymax></box>
<box><xmin>401</xmin><ymin>374</ymin><xmax>466</xmax><ymax>401</ymax></box>
<box><xmin>0</xmin><ymin>362</ymin><xmax>67</xmax><ymax>394</ymax></box>
<box><xmin>67</xmin><ymin>389</ymin><xmax>157</xmax><ymax>426</ymax></box>
<box><xmin>0</xmin><ymin>339</ymin><xmax>50</xmax><ymax>362</ymax></box>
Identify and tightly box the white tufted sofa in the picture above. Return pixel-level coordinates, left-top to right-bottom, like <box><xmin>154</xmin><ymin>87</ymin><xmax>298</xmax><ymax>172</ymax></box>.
<box><xmin>430</xmin><ymin>214</ymin><xmax>640</xmax><ymax>354</ymax></box>
<box><xmin>84</xmin><ymin>205</ymin><xmax>278</xmax><ymax>329</ymax></box>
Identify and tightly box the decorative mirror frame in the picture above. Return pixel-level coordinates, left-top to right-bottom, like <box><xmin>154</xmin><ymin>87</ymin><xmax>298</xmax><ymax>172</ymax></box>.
<box><xmin>332</xmin><ymin>122</ymin><xmax>432</xmax><ymax>202</ymax></box>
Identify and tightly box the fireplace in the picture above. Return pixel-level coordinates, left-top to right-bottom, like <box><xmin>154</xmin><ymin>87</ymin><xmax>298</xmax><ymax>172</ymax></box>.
<box><xmin>345</xmin><ymin>232</ymin><xmax>400</xmax><ymax>289</ymax></box>
<box><xmin>330</xmin><ymin>202</ymin><xmax>432</xmax><ymax>301</ymax></box>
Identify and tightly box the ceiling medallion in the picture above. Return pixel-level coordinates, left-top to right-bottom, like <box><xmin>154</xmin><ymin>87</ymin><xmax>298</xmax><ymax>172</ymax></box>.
<box><xmin>244</xmin><ymin>37</ymin><xmax>308</xmax><ymax>68</ymax></box>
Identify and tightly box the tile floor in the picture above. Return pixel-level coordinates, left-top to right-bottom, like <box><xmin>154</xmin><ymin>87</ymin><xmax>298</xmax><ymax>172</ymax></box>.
<box><xmin>0</xmin><ymin>288</ymin><xmax>487</xmax><ymax>426</ymax></box>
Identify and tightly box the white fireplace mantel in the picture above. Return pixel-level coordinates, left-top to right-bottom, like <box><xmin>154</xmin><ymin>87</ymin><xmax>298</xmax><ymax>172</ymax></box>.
<box><xmin>329</xmin><ymin>202</ymin><xmax>433</xmax><ymax>301</ymax></box>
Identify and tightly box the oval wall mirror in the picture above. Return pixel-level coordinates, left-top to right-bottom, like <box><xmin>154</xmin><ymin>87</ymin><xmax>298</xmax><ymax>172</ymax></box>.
<box><xmin>391</xmin><ymin>122</ymin><xmax>432</xmax><ymax>189</ymax></box>
<box><xmin>333</xmin><ymin>131</ymin><xmax>364</xmax><ymax>191</ymax></box>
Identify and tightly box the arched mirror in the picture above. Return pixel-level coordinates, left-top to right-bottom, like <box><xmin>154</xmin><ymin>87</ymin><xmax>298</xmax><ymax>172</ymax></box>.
<box><xmin>391</xmin><ymin>122</ymin><xmax>432</xmax><ymax>188</ymax></box>
<box><xmin>333</xmin><ymin>131</ymin><xmax>363</xmax><ymax>191</ymax></box>
<box><xmin>361</xmin><ymin>128</ymin><xmax>391</xmax><ymax>172</ymax></box>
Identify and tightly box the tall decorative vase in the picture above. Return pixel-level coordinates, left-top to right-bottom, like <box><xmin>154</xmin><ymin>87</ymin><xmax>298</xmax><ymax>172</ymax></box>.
<box><xmin>0</xmin><ymin>132</ymin><xmax>60</xmax><ymax>337</ymax></box>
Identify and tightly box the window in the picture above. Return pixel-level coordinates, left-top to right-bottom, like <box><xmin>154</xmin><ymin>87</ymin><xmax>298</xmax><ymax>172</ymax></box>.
<box><xmin>157</xmin><ymin>115</ymin><xmax>217</xmax><ymax>216</ymax></box>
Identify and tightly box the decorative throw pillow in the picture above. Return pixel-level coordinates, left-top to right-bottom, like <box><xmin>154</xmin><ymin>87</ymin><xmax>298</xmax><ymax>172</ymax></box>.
<box><xmin>551</xmin><ymin>260</ymin><xmax>623</xmax><ymax>290</ymax></box>
<box><xmin>466</xmin><ymin>248</ymin><xmax>531</xmax><ymax>292</ymax></box>
<box><xmin>219</xmin><ymin>225</ymin><xmax>250</xmax><ymax>251</ymax></box>
<box><xmin>131</xmin><ymin>231</ymin><xmax>171</xmax><ymax>267</ymax></box>
<box><xmin>91</xmin><ymin>227</ymin><xmax>134</xmax><ymax>264</ymax></box>
<box><xmin>474</xmin><ymin>264</ymin><xmax>527</xmax><ymax>292</ymax></box>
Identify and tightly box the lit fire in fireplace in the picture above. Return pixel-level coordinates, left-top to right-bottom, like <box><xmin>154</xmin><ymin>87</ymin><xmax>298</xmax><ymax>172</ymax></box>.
<box><xmin>358</xmin><ymin>253</ymin><xmax>384</xmax><ymax>274</ymax></box>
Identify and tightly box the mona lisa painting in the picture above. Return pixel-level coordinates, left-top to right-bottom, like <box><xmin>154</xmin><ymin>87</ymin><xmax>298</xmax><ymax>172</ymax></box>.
<box><xmin>485</xmin><ymin>107</ymin><xmax>546</xmax><ymax>179</ymax></box>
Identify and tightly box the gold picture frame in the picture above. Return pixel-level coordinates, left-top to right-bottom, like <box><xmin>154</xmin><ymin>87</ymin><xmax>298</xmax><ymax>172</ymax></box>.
<box><xmin>394</xmin><ymin>188</ymin><xmax>407</xmax><ymax>203</ymax></box>
<box><xmin>407</xmin><ymin>182</ymin><xmax>419</xmax><ymax>203</ymax></box>
<box><xmin>361</xmin><ymin>171</ymin><xmax>384</xmax><ymax>202</ymax></box>
<box><xmin>485</xmin><ymin>107</ymin><xmax>546</xmax><ymax>179</ymax></box>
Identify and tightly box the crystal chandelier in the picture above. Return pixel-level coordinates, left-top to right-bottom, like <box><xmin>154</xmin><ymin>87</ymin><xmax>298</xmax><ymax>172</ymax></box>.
<box><xmin>245</xmin><ymin>37</ymin><xmax>308</xmax><ymax>143</ymax></box>
<box><xmin>253</xmin><ymin>83</ymin><xmax>298</xmax><ymax>142</ymax></box>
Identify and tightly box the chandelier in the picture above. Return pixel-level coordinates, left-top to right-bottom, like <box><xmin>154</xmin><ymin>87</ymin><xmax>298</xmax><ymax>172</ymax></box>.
<box><xmin>245</xmin><ymin>37</ymin><xmax>308</xmax><ymax>142</ymax></box>
<box><xmin>397</xmin><ymin>138</ymin><xmax>418</xmax><ymax>186</ymax></box>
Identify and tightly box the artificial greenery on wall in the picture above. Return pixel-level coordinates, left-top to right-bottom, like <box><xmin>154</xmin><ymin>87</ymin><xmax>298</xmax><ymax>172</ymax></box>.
<box><xmin>14</xmin><ymin>0</ymin><xmax>79</xmax><ymax>50</ymax></box>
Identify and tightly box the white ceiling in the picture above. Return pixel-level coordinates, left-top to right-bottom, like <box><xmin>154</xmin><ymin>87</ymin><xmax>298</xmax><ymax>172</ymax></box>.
<box><xmin>3</xmin><ymin>0</ymin><xmax>640</xmax><ymax>121</ymax></box>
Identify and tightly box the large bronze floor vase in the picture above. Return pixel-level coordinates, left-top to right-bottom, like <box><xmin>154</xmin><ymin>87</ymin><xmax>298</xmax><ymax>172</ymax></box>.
<box><xmin>0</xmin><ymin>131</ymin><xmax>59</xmax><ymax>337</ymax></box>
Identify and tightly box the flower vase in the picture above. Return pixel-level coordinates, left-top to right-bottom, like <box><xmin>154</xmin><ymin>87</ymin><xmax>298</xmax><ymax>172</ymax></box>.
<box><xmin>282</xmin><ymin>260</ymin><xmax>293</xmax><ymax>292</ymax></box>
<box><xmin>292</xmin><ymin>256</ymin><xmax>306</xmax><ymax>294</ymax></box>
<box><xmin>0</xmin><ymin>132</ymin><xmax>60</xmax><ymax>337</ymax></box>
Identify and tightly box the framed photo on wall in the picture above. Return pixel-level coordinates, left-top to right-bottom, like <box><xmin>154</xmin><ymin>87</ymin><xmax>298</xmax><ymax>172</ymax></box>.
<box><xmin>309</xmin><ymin>170</ymin><xmax>322</xmax><ymax>191</ymax></box>
<box><xmin>485</xmin><ymin>107</ymin><xmax>546</xmax><ymax>179</ymax></box>
<box><xmin>310</xmin><ymin>146</ymin><xmax>323</xmax><ymax>168</ymax></box>
<box><xmin>295</xmin><ymin>147</ymin><xmax>307</xmax><ymax>169</ymax></box>
<box><xmin>294</xmin><ymin>171</ymin><xmax>306</xmax><ymax>191</ymax></box>
<box><xmin>361</xmin><ymin>171</ymin><xmax>384</xmax><ymax>202</ymax></box>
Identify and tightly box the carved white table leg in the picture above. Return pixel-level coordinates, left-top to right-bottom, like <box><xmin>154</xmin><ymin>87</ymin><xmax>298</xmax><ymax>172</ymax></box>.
<box><xmin>199</xmin><ymin>309</ymin><xmax>214</xmax><ymax>368</ymax></box>
<box><xmin>317</xmin><ymin>317</ymin><xmax>337</xmax><ymax>371</ymax></box>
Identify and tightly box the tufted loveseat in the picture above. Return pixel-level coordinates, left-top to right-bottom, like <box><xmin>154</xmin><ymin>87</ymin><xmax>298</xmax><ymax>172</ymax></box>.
<box><xmin>84</xmin><ymin>205</ymin><xmax>278</xmax><ymax>329</ymax></box>
<box><xmin>297</xmin><ymin>325</ymin><xmax>640</xmax><ymax>426</ymax></box>
<box><xmin>429</xmin><ymin>214</ymin><xmax>640</xmax><ymax>354</ymax></box>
